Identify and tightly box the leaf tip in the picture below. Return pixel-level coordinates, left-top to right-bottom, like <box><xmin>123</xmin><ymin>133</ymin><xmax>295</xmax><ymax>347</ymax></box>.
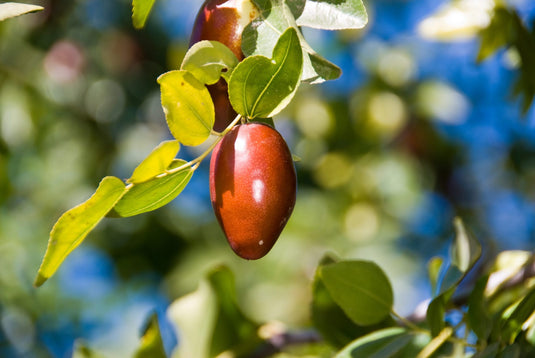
<box><xmin>34</xmin><ymin>273</ymin><xmax>47</xmax><ymax>288</ymax></box>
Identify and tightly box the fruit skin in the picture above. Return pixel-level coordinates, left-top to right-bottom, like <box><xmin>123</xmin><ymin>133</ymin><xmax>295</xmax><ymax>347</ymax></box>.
<box><xmin>189</xmin><ymin>0</ymin><xmax>258</xmax><ymax>132</ymax></box>
<box><xmin>210</xmin><ymin>123</ymin><xmax>297</xmax><ymax>260</ymax></box>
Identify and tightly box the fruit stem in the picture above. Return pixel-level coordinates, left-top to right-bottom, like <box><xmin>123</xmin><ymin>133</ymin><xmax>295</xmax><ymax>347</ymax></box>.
<box><xmin>166</xmin><ymin>113</ymin><xmax>242</xmax><ymax>175</ymax></box>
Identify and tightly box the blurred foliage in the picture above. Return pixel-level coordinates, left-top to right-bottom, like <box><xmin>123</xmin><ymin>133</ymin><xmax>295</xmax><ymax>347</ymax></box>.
<box><xmin>1</xmin><ymin>0</ymin><xmax>535</xmax><ymax>357</ymax></box>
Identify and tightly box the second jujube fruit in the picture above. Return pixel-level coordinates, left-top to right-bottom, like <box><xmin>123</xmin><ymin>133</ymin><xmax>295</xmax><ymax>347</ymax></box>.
<box><xmin>189</xmin><ymin>0</ymin><xmax>258</xmax><ymax>132</ymax></box>
<box><xmin>209</xmin><ymin>123</ymin><xmax>297</xmax><ymax>259</ymax></box>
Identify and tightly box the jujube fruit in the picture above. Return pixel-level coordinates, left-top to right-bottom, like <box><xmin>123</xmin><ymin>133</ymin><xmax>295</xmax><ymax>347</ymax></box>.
<box><xmin>189</xmin><ymin>0</ymin><xmax>258</xmax><ymax>132</ymax></box>
<box><xmin>209</xmin><ymin>123</ymin><xmax>297</xmax><ymax>259</ymax></box>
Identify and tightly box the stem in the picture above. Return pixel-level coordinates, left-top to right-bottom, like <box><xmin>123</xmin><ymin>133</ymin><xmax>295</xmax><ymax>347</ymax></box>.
<box><xmin>165</xmin><ymin>113</ymin><xmax>242</xmax><ymax>175</ymax></box>
<box><xmin>391</xmin><ymin>310</ymin><xmax>428</xmax><ymax>334</ymax></box>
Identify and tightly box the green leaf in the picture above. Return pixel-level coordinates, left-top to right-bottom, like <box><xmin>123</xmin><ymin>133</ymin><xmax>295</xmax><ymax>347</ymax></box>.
<box><xmin>34</xmin><ymin>176</ymin><xmax>126</xmax><ymax>287</ymax></box>
<box><xmin>72</xmin><ymin>340</ymin><xmax>107</xmax><ymax>358</ymax></box>
<box><xmin>243</xmin><ymin>0</ymin><xmax>341</xmax><ymax>83</ymax></box>
<box><xmin>426</xmin><ymin>295</ymin><xmax>446</xmax><ymax>337</ymax></box>
<box><xmin>320</xmin><ymin>260</ymin><xmax>394</xmax><ymax>326</ymax></box>
<box><xmin>158</xmin><ymin>70</ymin><xmax>215</xmax><ymax>146</ymax></box>
<box><xmin>471</xmin><ymin>343</ymin><xmax>500</xmax><ymax>358</ymax></box>
<box><xmin>167</xmin><ymin>265</ymin><xmax>260</xmax><ymax>358</ymax></box>
<box><xmin>296</xmin><ymin>0</ymin><xmax>368</xmax><ymax>30</ymax></box>
<box><xmin>181</xmin><ymin>41</ymin><xmax>239</xmax><ymax>84</ymax></box>
<box><xmin>476</xmin><ymin>7</ymin><xmax>514</xmax><ymax>62</ymax></box>
<box><xmin>0</xmin><ymin>2</ymin><xmax>43</xmax><ymax>21</ymax></box>
<box><xmin>334</xmin><ymin>328</ymin><xmax>412</xmax><ymax>358</ymax></box>
<box><xmin>134</xmin><ymin>313</ymin><xmax>167</xmax><ymax>358</ymax></box>
<box><xmin>132</xmin><ymin>0</ymin><xmax>156</xmax><ymax>29</ymax></box>
<box><xmin>468</xmin><ymin>275</ymin><xmax>492</xmax><ymax>341</ymax></box>
<box><xmin>501</xmin><ymin>286</ymin><xmax>535</xmax><ymax>344</ymax></box>
<box><xmin>111</xmin><ymin>160</ymin><xmax>194</xmax><ymax>217</ymax></box>
<box><xmin>427</xmin><ymin>256</ymin><xmax>443</xmax><ymax>296</ymax></box>
<box><xmin>128</xmin><ymin>140</ymin><xmax>180</xmax><ymax>184</ymax></box>
<box><xmin>450</xmin><ymin>217</ymin><xmax>481</xmax><ymax>272</ymax></box>
<box><xmin>312</xmin><ymin>255</ymin><xmax>395</xmax><ymax>348</ymax></box>
<box><xmin>229</xmin><ymin>27</ymin><xmax>303</xmax><ymax>119</ymax></box>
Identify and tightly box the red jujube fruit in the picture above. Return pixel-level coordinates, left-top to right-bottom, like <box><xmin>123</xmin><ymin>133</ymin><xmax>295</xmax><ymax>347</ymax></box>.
<box><xmin>189</xmin><ymin>0</ymin><xmax>258</xmax><ymax>132</ymax></box>
<box><xmin>209</xmin><ymin>123</ymin><xmax>297</xmax><ymax>259</ymax></box>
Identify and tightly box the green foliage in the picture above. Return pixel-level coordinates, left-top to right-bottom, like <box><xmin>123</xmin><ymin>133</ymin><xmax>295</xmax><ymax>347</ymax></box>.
<box><xmin>0</xmin><ymin>2</ymin><xmax>43</xmax><ymax>21</ymax></box>
<box><xmin>158</xmin><ymin>70</ymin><xmax>215</xmax><ymax>146</ymax></box>
<box><xmin>296</xmin><ymin>0</ymin><xmax>368</xmax><ymax>30</ymax></box>
<box><xmin>477</xmin><ymin>6</ymin><xmax>535</xmax><ymax>112</ymax></box>
<box><xmin>181</xmin><ymin>40</ymin><xmax>239</xmax><ymax>84</ymax></box>
<box><xmin>229</xmin><ymin>27</ymin><xmax>303</xmax><ymax>119</ymax></box>
<box><xmin>111</xmin><ymin>160</ymin><xmax>194</xmax><ymax>218</ymax></box>
<box><xmin>134</xmin><ymin>313</ymin><xmax>167</xmax><ymax>358</ymax></box>
<box><xmin>132</xmin><ymin>0</ymin><xmax>157</xmax><ymax>29</ymax></box>
<box><xmin>320</xmin><ymin>260</ymin><xmax>394</xmax><ymax>326</ymax></box>
<box><xmin>127</xmin><ymin>140</ymin><xmax>180</xmax><ymax>184</ymax></box>
<box><xmin>34</xmin><ymin>176</ymin><xmax>126</xmax><ymax>287</ymax></box>
<box><xmin>333</xmin><ymin>328</ymin><xmax>419</xmax><ymax>358</ymax></box>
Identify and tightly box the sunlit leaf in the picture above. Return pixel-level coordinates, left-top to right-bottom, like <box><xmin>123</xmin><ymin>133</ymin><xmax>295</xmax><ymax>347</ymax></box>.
<box><xmin>229</xmin><ymin>27</ymin><xmax>303</xmax><ymax>119</ymax></box>
<box><xmin>312</xmin><ymin>255</ymin><xmax>395</xmax><ymax>348</ymax></box>
<box><xmin>501</xmin><ymin>287</ymin><xmax>535</xmax><ymax>344</ymax></box>
<box><xmin>134</xmin><ymin>313</ymin><xmax>166</xmax><ymax>358</ymax></box>
<box><xmin>427</xmin><ymin>256</ymin><xmax>443</xmax><ymax>296</ymax></box>
<box><xmin>335</xmin><ymin>328</ymin><xmax>412</xmax><ymax>358</ymax></box>
<box><xmin>111</xmin><ymin>160</ymin><xmax>194</xmax><ymax>217</ymax></box>
<box><xmin>243</xmin><ymin>0</ymin><xmax>341</xmax><ymax>83</ymax></box>
<box><xmin>296</xmin><ymin>0</ymin><xmax>367</xmax><ymax>30</ymax></box>
<box><xmin>320</xmin><ymin>260</ymin><xmax>393</xmax><ymax>326</ymax></box>
<box><xmin>132</xmin><ymin>0</ymin><xmax>156</xmax><ymax>29</ymax></box>
<box><xmin>0</xmin><ymin>2</ymin><xmax>43</xmax><ymax>21</ymax></box>
<box><xmin>450</xmin><ymin>217</ymin><xmax>481</xmax><ymax>272</ymax></box>
<box><xmin>127</xmin><ymin>140</ymin><xmax>180</xmax><ymax>184</ymax></box>
<box><xmin>158</xmin><ymin>70</ymin><xmax>215</xmax><ymax>146</ymax></box>
<box><xmin>181</xmin><ymin>40</ymin><xmax>239</xmax><ymax>84</ymax></box>
<box><xmin>34</xmin><ymin>176</ymin><xmax>126</xmax><ymax>287</ymax></box>
<box><xmin>167</xmin><ymin>265</ymin><xmax>259</xmax><ymax>358</ymax></box>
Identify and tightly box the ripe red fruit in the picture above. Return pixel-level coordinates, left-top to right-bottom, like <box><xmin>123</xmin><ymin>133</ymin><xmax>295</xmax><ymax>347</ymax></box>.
<box><xmin>189</xmin><ymin>0</ymin><xmax>258</xmax><ymax>132</ymax></box>
<box><xmin>210</xmin><ymin>123</ymin><xmax>297</xmax><ymax>259</ymax></box>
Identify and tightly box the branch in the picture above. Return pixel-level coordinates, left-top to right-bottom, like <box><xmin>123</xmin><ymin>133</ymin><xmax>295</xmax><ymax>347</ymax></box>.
<box><xmin>248</xmin><ymin>330</ymin><xmax>322</xmax><ymax>358</ymax></box>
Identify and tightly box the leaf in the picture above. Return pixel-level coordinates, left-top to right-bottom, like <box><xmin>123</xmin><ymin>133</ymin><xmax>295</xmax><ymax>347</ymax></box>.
<box><xmin>132</xmin><ymin>0</ymin><xmax>156</xmax><ymax>29</ymax></box>
<box><xmin>501</xmin><ymin>286</ymin><xmax>535</xmax><ymax>344</ymax></box>
<box><xmin>243</xmin><ymin>0</ymin><xmax>341</xmax><ymax>83</ymax></box>
<box><xmin>476</xmin><ymin>7</ymin><xmax>514</xmax><ymax>62</ymax></box>
<box><xmin>167</xmin><ymin>265</ymin><xmax>259</xmax><ymax>358</ymax></box>
<box><xmin>34</xmin><ymin>176</ymin><xmax>126</xmax><ymax>287</ymax></box>
<box><xmin>468</xmin><ymin>275</ymin><xmax>492</xmax><ymax>341</ymax></box>
<box><xmin>0</xmin><ymin>2</ymin><xmax>43</xmax><ymax>21</ymax></box>
<box><xmin>450</xmin><ymin>217</ymin><xmax>481</xmax><ymax>273</ymax></box>
<box><xmin>471</xmin><ymin>343</ymin><xmax>500</xmax><ymax>358</ymax></box>
<box><xmin>158</xmin><ymin>70</ymin><xmax>215</xmax><ymax>146</ymax></box>
<box><xmin>128</xmin><ymin>140</ymin><xmax>180</xmax><ymax>184</ymax></box>
<box><xmin>427</xmin><ymin>256</ymin><xmax>443</xmax><ymax>296</ymax></box>
<box><xmin>229</xmin><ymin>27</ymin><xmax>303</xmax><ymax>119</ymax></box>
<box><xmin>111</xmin><ymin>160</ymin><xmax>194</xmax><ymax>217</ymax></box>
<box><xmin>134</xmin><ymin>313</ymin><xmax>167</xmax><ymax>358</ymax></box>
<box><xmin>311</xmin><ymin>255</ymin><xmax>395</xmax><ymax>348</ymax></box>
<box><xmin>334</xmin><ymin>327</ymin><xmax>412</xmax><ymax>358</ymax></box>
<box><xmin>296</xmin><ymin>0</ymin><xmax>368</xmax><ymax>30</ymax></box>
<box><xmin>426</xmin><ymin>295</ymin><xmax>446</xmax><ymax>337</ymax></box>
<box><xmin>415</xmin><ymin>326</ymin><xmax>453</xmax><ymax>358</ymax></box>
<box><xmin>181</xmin><ymin>41</ymin><xmax>239</xmax><ymax>84</ymax></box>
<box><xmin>72</xmin><ymin>340</ymin><xmax>107</xmax><ymax>358</ymax></box>
<box><xmin>320</xmin><ymin>260</ymin><xmax>394</xmax><ymax>326</ymax></box>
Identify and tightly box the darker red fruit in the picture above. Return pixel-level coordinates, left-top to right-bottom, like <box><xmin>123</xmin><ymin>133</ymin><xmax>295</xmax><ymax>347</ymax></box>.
<box><xmin>209</xmin><ymin>123</ymin><xmax>297</xmax><ymax>260</ymax></box>
<box><xmin>189</xmin><ymin>0</ymin><xmax>258</xmax><ymax>132</ymax></box>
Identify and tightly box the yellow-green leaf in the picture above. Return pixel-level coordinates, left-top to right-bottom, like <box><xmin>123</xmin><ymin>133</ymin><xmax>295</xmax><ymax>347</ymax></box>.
<box><xmin>181</xmin><ymin>40</ymin><xmax>239</xmax><ymax>84</ymax></box>
<box><xmin>134</xmin><ymin>313</ymin><xmax>166</xmax><ymax>358</ymax></box>
<box><xmin>132</xmin><ymin>0</ymin><xmax>156</xmax><ymax>29</ymax></box>
<box><xmin>0</xmin><ymin>2</ymin><xmax>43</xmax><ymax>21</ymax></box>
<box><xmin>34</xmin><ymin>176</ymin><xmax>126</xmax><ymax>287</ymax></box>
<box><xmin>127</xmin><ymin>140</ymin><xmax>180</xmax><ymax>184</ymax></box>
<box><xmin>158</xmin><ymin>70</ymin><xmax>215</xmax><ymax>146</ymax></box>
<box><xmin>111</xmin><ymin>161</ymin><xmax>194</xmax><ymax>217</ymax></box>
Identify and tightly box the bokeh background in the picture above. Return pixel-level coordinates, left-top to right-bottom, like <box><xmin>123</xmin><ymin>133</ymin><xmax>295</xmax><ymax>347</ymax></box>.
<box><xmin>1</xmin><ymin>0</ymin><xmax>535</xmax><ymax>356</ymax></box>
